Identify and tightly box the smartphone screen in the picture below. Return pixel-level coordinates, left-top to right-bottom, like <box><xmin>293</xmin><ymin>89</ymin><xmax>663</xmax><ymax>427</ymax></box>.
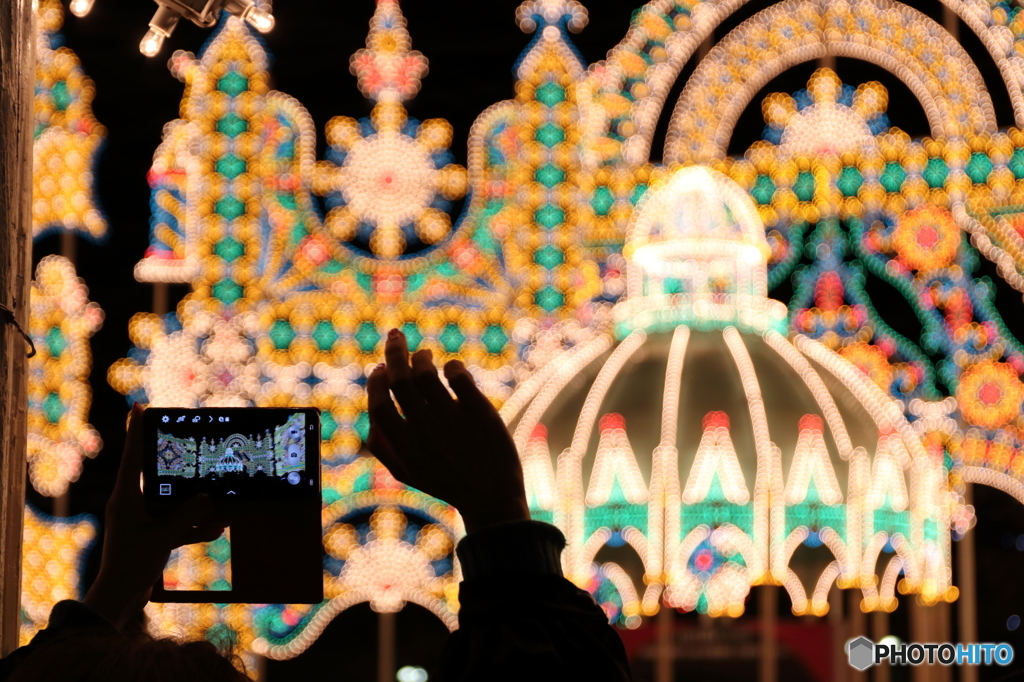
<box><xmin>143</xmin><ymin>407</ymin><xmax>321</xmax><ymax>503</ymax></box>
<box><xmin>142</xmin><ymin>407</ymin><xmax>324</xmax><ymax>604</ymax></box>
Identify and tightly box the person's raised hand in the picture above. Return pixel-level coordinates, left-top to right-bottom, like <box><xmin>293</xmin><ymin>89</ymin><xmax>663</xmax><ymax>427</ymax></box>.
<box><xmin>83</xmin><ymin>404</ymin><xmax>226</xmax><ymax>629</ymax></box>
<box><xmin>367</xmin><ymin>329</ymin><xmax>530</xmax><ymax>534</ymax></box>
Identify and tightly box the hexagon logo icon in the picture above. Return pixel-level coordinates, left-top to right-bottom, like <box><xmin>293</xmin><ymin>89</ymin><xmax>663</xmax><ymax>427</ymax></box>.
<box><xmin>847</xmin><ymin>636</ymin><xmax>875</xmax><ymax>670</ymax></box>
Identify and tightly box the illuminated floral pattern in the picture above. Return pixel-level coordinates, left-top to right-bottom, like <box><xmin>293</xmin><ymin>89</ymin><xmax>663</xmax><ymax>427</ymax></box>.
<box><xmin>311</xmin><ymin>0</ymin><xmax>467</xmax><ymax>258</ymax></box>
<box><xmin>839</xmin><ymin>342</ymin><xmax>894</xmax><ymax>394</ymax></box>
<box><xmin>958</xmin><ymin>361</ymin><xmax>1024</xmax><ymax>430</ymax></box>
<box><xmin>893</xmin><ymin>205</ymin><xmax>960</xmax><ymax>272</ymax></box>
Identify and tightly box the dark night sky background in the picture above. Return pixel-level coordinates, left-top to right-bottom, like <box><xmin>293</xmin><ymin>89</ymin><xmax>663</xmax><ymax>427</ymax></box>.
<box><xmin>30</xmin><ymin>0</ymin><xmax>1024</xmax><ymax>679</ymax></box>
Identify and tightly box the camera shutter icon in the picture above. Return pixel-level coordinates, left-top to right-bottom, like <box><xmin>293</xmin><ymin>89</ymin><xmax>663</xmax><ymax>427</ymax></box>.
<box><xmin>847</xmin><ymin>636</ymin><xmax>875</xmax><ymax>670</ymax></box>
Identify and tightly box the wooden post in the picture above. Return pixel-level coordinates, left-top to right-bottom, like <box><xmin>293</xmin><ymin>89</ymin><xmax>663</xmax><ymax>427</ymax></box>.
<box><xmin>153</xmin><ymin>282</ymin><xmax>169</xmax><ymax>317</ymax></box>
<box><xmin>958</xmin><ymin>484</ymin><xmax>978</xmax><ymax>682</ymax></box>
<box><xmin>377</xmin><ymin>610</ymin><xmax>395</xmax><ymax>682</ymax></box>
<box><xmin>656</xmin><ymin>605</ymin><xmax>674</xmax><ymax>682</ymax></box>
<box><xmin>872</xmin><ymin>610</ymin><xmax>890</xmax><ymax>682</ymax></box>
<box><xmin>0</xmin><ymin>0</ymin><xmax>36</xmax><ymax>655</ymax></box>
<box><xmin>942</xmin><ymin>5</ymin><xmax>959</xmax><ymax>42</ymax></box>
<box><xmin>934</xmin><ymin>602</ymin><xmax>952</xmax><ymax>682</ymax></box>
<box><xmin>848</xmin><ymin>589</ymin><xmax>866</xmax><ymax>682</ymax></box>
<box><xmin>697</xmin><ymin>31</ymin><xmax>713</xmax><ymax>61</ymax></box>
<box><xmin>760</xmin><ymin>585</ymin><xmax>777</xmax><ymax>682</ymax></box>
<box><xmin>829</xmin><ymin>587</ymin><xmax>846</xmax><ymax>682</ymax></box>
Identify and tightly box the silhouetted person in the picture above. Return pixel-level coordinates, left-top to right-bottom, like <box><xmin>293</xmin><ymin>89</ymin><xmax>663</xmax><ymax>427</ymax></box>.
<box><xmin>1</xmin><ymin>329</ymin><xmax>632</xmax><ymax>681</ymax></box>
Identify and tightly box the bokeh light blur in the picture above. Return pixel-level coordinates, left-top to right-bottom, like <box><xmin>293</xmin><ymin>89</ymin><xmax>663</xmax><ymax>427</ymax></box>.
<box><xmin>23</xmin><ymin>0</ymin><xmax>1024</xmax><ymax>672</ymax></box>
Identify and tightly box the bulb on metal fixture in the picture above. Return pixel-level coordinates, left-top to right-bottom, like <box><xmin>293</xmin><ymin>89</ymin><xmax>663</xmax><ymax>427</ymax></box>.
<box><xmin>68</xmin><ymin>0</ymin><xmax>95</xmax><ymax>17</ymax></box>
<box><xmin>139</xmin><ymin>6</ymin><xmax>179</xmax><ymax>57</ymax></box>
<box><xmin>244</xmin><ymin>6</ymin><xmax>275</xmax><ymax>33</ymax></box>
<box><xmin>139</xmin><ymin>28</ymin><xmax>165</xmax><ymax>57</ymax></box>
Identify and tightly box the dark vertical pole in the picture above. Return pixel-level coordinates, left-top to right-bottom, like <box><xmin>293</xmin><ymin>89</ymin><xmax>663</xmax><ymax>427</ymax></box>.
<box><xmin>829</xmin><ymin>586</ymin><xmax>845</xmax><ymax>682</ymax></box>
<box><xmin>656</xmin><ymin>605</ymin><xmax>674</xmax><ymax>682</ymax></box>
<box><xmin>957</xmin><ymin>485</ymin><xmax>978</xmax><ymax>682</ymax></box>
<box><xmin>153</xmin><ymin>282</ymin><xmax>168</xmax><ymax>316</ymax></box>
<box><xmin>0</xmin><ymin>0</ymin><xmax>36</xmax><ymax>655</ymax></box>
<box><xmin>872</xmin><ymin>610</ymin><xmax>890</xmax><ymax>682</ymax></box>
<box><xmin>760</xmin><ymin>585</ymin><xmax>777</xmax><ymax>682</ymax></box>
<box><xmin>377</xmin><ymin>611</ymin><xmax>395</xmax><ymax>682</ymax></box>
<box><xmin>848</xmin><ymin>589</ymin><xmax>866</xmax><ymax>682</ymax></box>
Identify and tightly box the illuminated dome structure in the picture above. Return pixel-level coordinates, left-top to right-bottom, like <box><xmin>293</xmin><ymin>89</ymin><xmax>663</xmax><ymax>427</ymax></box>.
<box><xmin>503</xmin><ymin>166</ymin><xmax>954</xmax><ymax>624</ymax></box>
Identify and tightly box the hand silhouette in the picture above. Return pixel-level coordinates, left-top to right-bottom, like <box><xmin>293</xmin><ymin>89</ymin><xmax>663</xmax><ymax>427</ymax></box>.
<box><xmin>367</xmin><ymin>329</ymin><xmax>530</xmax><ymax>534</ymax></box>
<box><xmin>84</xmin><ymin>404</ymin><xmax>226</xmax><ymax>628</ymax></box>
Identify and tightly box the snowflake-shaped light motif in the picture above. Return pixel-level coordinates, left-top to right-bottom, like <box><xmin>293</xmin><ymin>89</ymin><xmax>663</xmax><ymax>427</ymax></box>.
<box><xmin>32</xmin><ymin>0</ymin><xmax>106</xmax><ymax>239</ymax></box>
<box><xmin>27</xmin><ymin>256</ymin><xmax>104</xmax><ymax>496</ymax></box>
<box><xmin>762</xmin><ymin>68</ymin><xmax>889</xmax><ymax>158</ymax></box>
<box><xmin>251</xmin><ymin>501</ymin><xmax>459</xmax><ymax>658</ymax></box>
<box><xmin>325</xmin><ymin>505</ymin><xmax>454</xmax><ymax>614</ymax></box>
<box><xmin>311</xmin><ymin>0</ymin><xmax>467</xmax><ymax>259</ymax></box>
<box><xmin>20</xmin><ymin>506</ymin><xmax>97</xmax><ymax>645</ymax></box>
<box><xmin>111</xmin><ymin>311</ymin><xmax>262</xmax><ymax>408</ymax></box>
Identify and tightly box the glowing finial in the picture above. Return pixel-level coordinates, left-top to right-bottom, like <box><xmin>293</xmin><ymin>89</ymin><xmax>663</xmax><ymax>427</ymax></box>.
<box><xmin>350</xmin><ymin>0</ymin><xmax>428</xmax><ymax>103</ymax></box>
<box><xmin>615</xmin><ymin>166</ymin><xmax>786</xmax><ymax>336</ymax></box>
<box><xmin>516</xmin><ymin>0</ymin><xmax>588</xmax><ymax>33</ymax></box>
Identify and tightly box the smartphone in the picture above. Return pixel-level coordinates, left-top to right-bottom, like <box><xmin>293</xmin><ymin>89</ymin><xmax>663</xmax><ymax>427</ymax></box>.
<box><xmin>142</xmin><ymin>407</ymin><xmax>324</xmax><ymax>604</ymax></box>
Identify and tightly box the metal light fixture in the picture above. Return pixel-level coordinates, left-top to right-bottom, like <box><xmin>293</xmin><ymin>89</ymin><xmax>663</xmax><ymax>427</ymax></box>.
<box><xmin>139</xmin><ymin>0</ymin><xmax>275</xmax><ymax>57</ymax></box>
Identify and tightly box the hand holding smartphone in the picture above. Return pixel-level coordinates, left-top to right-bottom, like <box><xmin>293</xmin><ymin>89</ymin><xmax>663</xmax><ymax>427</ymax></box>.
<box><xmin>142</xmin><ymin>407</ymin><xmax>324</xmax><ymax>604</ymax></box>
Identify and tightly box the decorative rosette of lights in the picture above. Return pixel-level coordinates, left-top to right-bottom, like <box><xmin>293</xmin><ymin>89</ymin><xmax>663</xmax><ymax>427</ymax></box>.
<box><xmin>109</xmin><ymin>309</ymin><xmax>263</xmax><ymax>409</ymax></box>
<box><xmin>20</xmin><ymin>506</ymin><xmax>97</xmax><ymax>645</ymax></box>
<box><xmin>27</xmin><ymin>256</ymin><xmax>104</xmax><ymax>497</ymax></box>
<box><xmin>308</xmin><ymin>0</ymin><xmax>467</xmax><ymax>261</ymax></box>
<box><xmin>32</xmin><ymin>0</ymin><xmax>107</xmax><ymax>239</ymax></box>
<box><xmin>845</xmin><ymin>202</ymin><xmax>1024</xmax><ymax>495</ymax></box>
<box><xmin>253</xmin><ymin>482</ymin><xmax>462</xmax><ymax>659</ymax></box>
<box><xmin>760</xmin><ymin>70</ymin><xmax>889</xmax><ymax>157</ymax></box>
<box><xmin>578</xmin><ymin>0</ymin><xmax>1019</xmax><ymax>166</ymax></box>
<box><xmin>856</xmin><ymin>205</ymin><xmax>1020</xmax><ymax>381</ymax></box>
<box><xmin>789</xmin><ymin>219</ymin><xmax>936</xmax><ymax>403</ymax></box>
<box><xmin>954</xmin><ymin>358</ymin><xmax>1024</xmax><ymax>496</ymax></box>
<box><xmin>665</xmin><ymin>0</ymin><xmax>995</xmax><ymax>165</ymax></box>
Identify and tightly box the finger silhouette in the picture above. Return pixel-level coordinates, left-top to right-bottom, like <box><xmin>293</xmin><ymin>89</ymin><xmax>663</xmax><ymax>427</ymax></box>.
<box><xmin>384</xmin><ymin>330</ymin><xmax>430</xmax><ymax>427</ymax></box>
<box><xmin>367</xmin><ymin>423</ymin><xmax>412</xmax><ymax>484</ymax></box>
<box><xmin>367</xmin><ymin>363</ymin><xmax>425</xmax><ymax>488</ymax></box>
<box><xmin>443</xmin><ymin>360</ymin><xmax>498</xmax><ymax>421</ymax></box>
<box><xmin>112</xmin><ymin>403</ymin><xmax>145</xmax><ymax>507</ymax></box>
<box><xmin>411</xmin><ymin>349</ymin><xmax>459</xmax><ymax>422</ymax></box>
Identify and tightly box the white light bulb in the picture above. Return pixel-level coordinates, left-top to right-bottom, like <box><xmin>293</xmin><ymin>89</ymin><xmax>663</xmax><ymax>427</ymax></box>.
<box><xmin>245</xmin><ymin>7</ymin><xmax>275</xmax><ymax>33</ymax></box>
<box><xmin>139</xmin><ymin>28</ymin><xmax>165</xmax><ymax>57</ymax></box>
<box><xmin>68</xmin><ymin>0</ymin><xmax>94</xmax><ymax>18</ymax></box>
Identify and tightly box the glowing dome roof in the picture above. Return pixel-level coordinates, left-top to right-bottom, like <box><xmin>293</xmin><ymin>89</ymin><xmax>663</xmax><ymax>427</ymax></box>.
<box><xmin>504</xmin><ymin>166</ymin><xmax>953</xmax><ymax>624</ymax></box>
<box><xmin>625</xmin><ymin>165</ymin><xmax>771</xmax><ymax>283</ymax></box>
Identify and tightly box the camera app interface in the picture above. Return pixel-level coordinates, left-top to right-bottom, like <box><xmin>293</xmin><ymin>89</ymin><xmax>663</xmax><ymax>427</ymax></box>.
<box><xmin>150</xmin><ymin>409</ymin><xmax>316</xmax><ymax>500</ymax></box>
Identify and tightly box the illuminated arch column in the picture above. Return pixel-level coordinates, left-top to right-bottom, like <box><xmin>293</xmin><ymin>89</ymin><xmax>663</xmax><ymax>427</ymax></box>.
<box><xmin>934</xmin><ymin>0</ymin><xmax>1024</xmax><ymax>128</ymax></box>
<box><xmin>664</xmin><ymin>0</ymin><xmax>996</xmax><ymax>165</ymax></box>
